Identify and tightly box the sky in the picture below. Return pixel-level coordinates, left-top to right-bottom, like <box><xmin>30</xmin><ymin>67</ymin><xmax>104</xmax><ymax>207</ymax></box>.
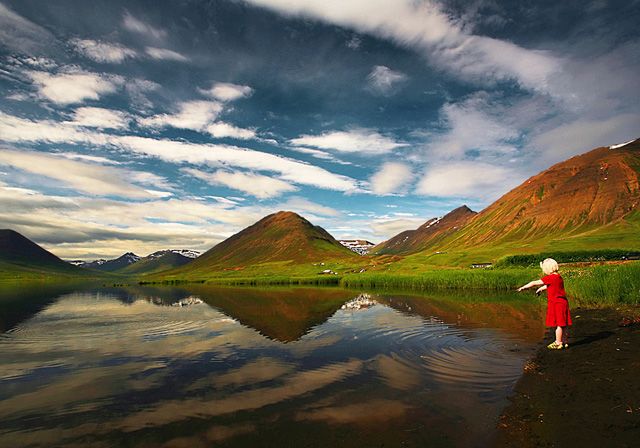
<box><xmin>0</xmin><ymin>0</ymin><xmax>639</xmax><ymax>260</ymax></box>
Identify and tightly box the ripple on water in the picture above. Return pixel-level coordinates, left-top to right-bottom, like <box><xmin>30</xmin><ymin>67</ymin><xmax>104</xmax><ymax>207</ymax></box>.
<box><xmin>329</xmin><ymin>304</ymin><xmax>529</xmax><ymax>395</ymax></box>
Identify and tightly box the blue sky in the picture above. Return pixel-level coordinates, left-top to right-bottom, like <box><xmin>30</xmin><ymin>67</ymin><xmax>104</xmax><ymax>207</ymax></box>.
<box><xmin>0</xmin><ymin>0</ymin><xmax>639</xmax><ymax>259</ymax></box>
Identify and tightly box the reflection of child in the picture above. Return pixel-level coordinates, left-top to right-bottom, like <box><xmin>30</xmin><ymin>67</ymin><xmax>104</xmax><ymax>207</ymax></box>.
<box><xmin>517</xmin><ymin>258</ymin><xmax>572</xmax><ymax>349</ymax></box>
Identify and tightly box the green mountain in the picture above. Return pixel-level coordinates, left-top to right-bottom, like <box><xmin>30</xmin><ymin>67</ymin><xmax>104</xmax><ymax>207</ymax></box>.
<box><xmin>0</xmin><ymin>229</ymin><xmax>90</xmax><ymax>280</ymax></box>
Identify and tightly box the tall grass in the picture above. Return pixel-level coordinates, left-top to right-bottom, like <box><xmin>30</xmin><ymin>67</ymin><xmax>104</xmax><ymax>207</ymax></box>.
<box><xmin>138</xmin><ymin>263</ymin><xmax>640</xmax><ymax>306</ymax></box>
<box><xmin>496</xmin><ymin>250</ymin><xmax>640</xmax><ymax>267</ymax></box>
<box><xmin>339</xmin><ymin>268</ymin><xmax>538</xmax><ymax>292</ymax></box>
<box><xmin>564</xmin><ymin>262</ymin><xmax>640</xmax><ymax>305</ymax></box>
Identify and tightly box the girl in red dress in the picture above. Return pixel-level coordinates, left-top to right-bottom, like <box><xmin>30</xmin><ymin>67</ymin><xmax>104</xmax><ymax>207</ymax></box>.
<box><xmin>517</xmin><ymin>258</ymin><xmax>572</xmax><ymax>349</ymax></box>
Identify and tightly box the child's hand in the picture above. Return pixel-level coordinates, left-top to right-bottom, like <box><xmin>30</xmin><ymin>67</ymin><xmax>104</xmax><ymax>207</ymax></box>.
<box><xmin>517</xmin><ymin>286</ymin><xmax>526</xmax><ymax>292</ymax></box>
<box><xmin>535</xmin><ymin>285</ymin><xmax>546</xmax><ymax>295</ymax></box>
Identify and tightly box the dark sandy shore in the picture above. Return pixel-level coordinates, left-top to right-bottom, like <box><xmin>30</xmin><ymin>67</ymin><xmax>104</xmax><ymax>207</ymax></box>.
<box><xmin>495</xmin><ymin>306</ymin><xmax>640</xmax><ymax>448</ymax></box>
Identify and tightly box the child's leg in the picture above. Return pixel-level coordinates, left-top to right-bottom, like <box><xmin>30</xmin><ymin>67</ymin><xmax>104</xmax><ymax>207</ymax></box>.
<box><xmin>555</xmin><ymin>326</ymin><xmax>563</xmax><ymax>344</ymax></box>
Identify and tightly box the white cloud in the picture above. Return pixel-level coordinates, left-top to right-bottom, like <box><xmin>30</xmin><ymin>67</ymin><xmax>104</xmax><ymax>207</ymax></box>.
<box><xmin>201</xmin><ymin>82</ymin><xmax>254</xmax><ymax>102</ymax></box>
<box><xmin>426</xmin><ymin>95</ymin><xmax>520</xmax><ymax>159</ymax></box>
<box><xmin>416</xmin><ymin>161</ymin><xmax>518</xmax><ymax>199</ymax></box>
<box><xmin>243</xmin><ymin>0</ymin><xmax>560</xmax><ymax>93</ymax></box>
<box><xmin>0</xmin><ymin>112</ymin><xmax>359</xmax><ymax>193</ymax></box>
<box><xmin>0</xmin><ymin>149</ymin><xmax>170</xmax><ymax>199</ymax></box>
<box><xmin>370</xmin><ymin>162</ymin><xmax>412</xmax><ymax>195</ymax></box>
<box><xmin>122</xmin><ymin>12</ymin><xmax>167</xmax><ymax>40</ymax></box>
<box><xmin>57</xmin><ymin>153</ymin><xmax>121</xmax><ymax>165</ymax></box>
<box><xmin>529</xmin><ymin>114</ymin><xmax>640</xmax><ymax>164</ymax></box>
<box><xmin>277</xmin><ymin>196</ymin><xmax>340</xmax><ymax>217</ymax></box>
<box><xmin>67</xmin><ymin>107</ymin><xmax>130</xmax><ymax>129</ymax></box>
<box><xmin>0</xmin><ymin>112</ymin><xmax>110</xmax><ymax>145</ymax></box>
<box><xmin>27</xmin><ymin>70</ymin><xmax>121</xmax><ymax>105</ymax></box>
<box><xmin>207</xmin><ymin>122</ymin><xmax>257</xmax><ymax>140</ymax></box>
<box><xmin>116</xmin><ymin>136</ymin><xmax>358</xmax><ymax>192</ymax></box>
<box><xmin>144</xmin><ymin>47</ymin><xmax>189</xmax><ymax>62</ymax></box>
<box><xmin>367</xmin><ymin>65</ymin><xmax>407</xmax><ymax>95</ymax></box>
<box><xmin>70</xmin><ymin>38</ymin><xmax>137</xmax><ymax>63</ymax></box>
<box><xmin>138</xmin><ymin>100</ymin><xmax>223</xmax><ymax>131</ymax></box>
<box><xmin>291</xmin><ymin>128</ymin><xmax>407</xmax><ymax>154</ymax></box>
<box><xmin>183</xmin><ymin>168</ymin><xmax>297</xmax><ymax>199</ymax></box>
<box><xmin>287</xmin><ymin>146</ymin><xmax>352</xmax><ymax>165</ymax></box>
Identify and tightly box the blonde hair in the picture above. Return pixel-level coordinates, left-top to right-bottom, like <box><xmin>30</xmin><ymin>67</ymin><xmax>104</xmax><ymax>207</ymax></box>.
<box><xmin>540</xmin><ymin>258</ymin><xmax>559</xmax><ymax>275</ymax></box>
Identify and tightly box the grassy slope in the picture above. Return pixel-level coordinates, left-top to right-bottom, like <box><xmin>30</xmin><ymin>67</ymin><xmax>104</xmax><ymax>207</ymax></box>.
<box><xmin>0</xmin><ymin>260</ymin><xmax>109</xmax><ymax>283</ymax></box>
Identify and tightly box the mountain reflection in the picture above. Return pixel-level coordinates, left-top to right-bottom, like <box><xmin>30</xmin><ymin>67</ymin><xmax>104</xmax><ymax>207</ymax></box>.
<box><xmin>0</xmin><ymin>286</ymin><xmax>542</xmax><ymax>447</ymax></box>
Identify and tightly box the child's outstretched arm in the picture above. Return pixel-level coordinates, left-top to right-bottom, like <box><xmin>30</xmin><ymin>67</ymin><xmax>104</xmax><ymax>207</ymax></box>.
<box><xmin>535</xmin><ymin>285</ymin><xmax>547</xmax><ymax>295</ymax></box>
<box><xmin>517</xmin><ymin>279</ymin><xmax>544</xmax><ymax>292</ymax></box>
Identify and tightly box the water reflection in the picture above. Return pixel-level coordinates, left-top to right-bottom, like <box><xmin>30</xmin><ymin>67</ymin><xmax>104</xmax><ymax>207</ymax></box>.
<box><xmin>0</xmin><ymin>285</ymin><xmax>543</xmax><ymax>447</ymax></box>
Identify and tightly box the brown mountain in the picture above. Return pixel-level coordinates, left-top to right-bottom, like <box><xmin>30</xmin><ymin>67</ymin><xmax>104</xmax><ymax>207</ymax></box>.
<box><xmin>177</xmin><ymin>211</ymin><xmax>358</xmax><ymax>273</ymax></box>
<box><xmin>371</xmin><ymin>205</ymin><xmax>477</xmax><ymax>255</ymax></box>
<box><xmin>440</xmin><ymin>139</ymin><xmax>640</xmax><ymax>249</ymax></box>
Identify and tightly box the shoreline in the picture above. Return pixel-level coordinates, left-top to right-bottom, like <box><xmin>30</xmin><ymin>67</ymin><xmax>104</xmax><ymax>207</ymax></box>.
<box><xmin>494</xmin><ymin>305</ymin><xmax>640</xmax><ymax>447</ymax></box>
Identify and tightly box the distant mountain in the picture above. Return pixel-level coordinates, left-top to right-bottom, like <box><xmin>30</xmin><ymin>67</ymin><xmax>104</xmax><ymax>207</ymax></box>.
<box><xmin>174</xmin><ymin>211</ymin><xmax>358</xmax><ymax>274</ymax></box>
<box><xmin>87</xmin><ymin>252</ymin><xmax>140</xmax><ymax>272</ymax></box>
<box><xmin>372</xmin><ymin>205</ymin><xmax>477</xmax><ymax>255</ymax></box>
<box><xmin>148</xmin><ymin>249</ymin><xmax>200</xmax><ymax>259</ymax></box>
<box><xmin>118</xmin><ymin>250</ymin><xmax>195</xmax><ymax>275</ymax></box>
<box><xmin>339</xmin><ymin>240</ymin><xmax>375</xmax><ymax>255</ymax></box>
<box><xmin>0</xmin><ymin>229</ymin><xmax>88</xmax><ymax>278</ymax></box>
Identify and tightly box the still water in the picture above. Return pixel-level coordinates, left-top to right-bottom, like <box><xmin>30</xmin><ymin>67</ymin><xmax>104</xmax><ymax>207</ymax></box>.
<box><xmin>0</xmin><ymin>285</ymin><xmax>544</xmax><ymax>447</ymax></box>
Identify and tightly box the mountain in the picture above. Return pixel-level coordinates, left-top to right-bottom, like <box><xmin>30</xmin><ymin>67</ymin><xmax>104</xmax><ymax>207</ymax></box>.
<box><xmin>148</xmin><ymin>249</ymin><xmax>200</xmax><ymax>259</ymax></box>
<box><xmin>0</xmin><ymin>229</ymin><xmax>88</xmax><ymax>279</ymax></box>
<box><xmin>339</xmin><ymin>240</ymin><xmax>375</xmax><ymax>255</ymax></box>
<box><xmin>118</xmin><ymin>250</ymin><xmax>195</xmax><ymax>275</ymax></box>
<box><xmin>171</xmin><ymin>211</ymin><xmax>359</xmax><ymax>275</ymax></box>
<box><xmin>371</xmin><ymin>205</ymin><xmax>477</xmax><ymax>255</ymax></box>
<box><xmin>87</xmin><ymin>252</ymin><xmax>140</xmax><ymax>272</ymax></box>
<box><xmin>390</xmin><ymin>138</ymin><xmax>640</xmax><ymax>263</ymax></box>
<box><xmin>443</xmin><ymin>139</ymin><xmax>640</xmax><ymax>250</ymax></box>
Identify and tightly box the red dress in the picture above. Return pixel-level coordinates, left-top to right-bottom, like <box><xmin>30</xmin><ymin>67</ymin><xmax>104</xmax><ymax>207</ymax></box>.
<box><xmin>542</xmin><ymin>273</ymin><xmax>572</xmax><ymax>327</ymax></box>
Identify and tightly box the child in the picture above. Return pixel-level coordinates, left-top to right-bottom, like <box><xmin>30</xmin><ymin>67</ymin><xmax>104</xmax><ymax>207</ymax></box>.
<box><xmin>517</xmin><ymin>258</ymin><xmax>572</xmax><ymax>349</ymax></box>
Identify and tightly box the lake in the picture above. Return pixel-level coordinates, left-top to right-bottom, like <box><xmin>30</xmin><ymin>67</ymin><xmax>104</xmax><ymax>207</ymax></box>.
<box><xmin>0</xmin><ymin>285</ymin><xmax>544</xmax><ymax>447</ymax></box>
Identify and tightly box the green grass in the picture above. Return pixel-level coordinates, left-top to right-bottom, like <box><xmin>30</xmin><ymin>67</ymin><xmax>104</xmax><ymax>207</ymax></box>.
<box><xmin>562</xmin><ymin>262</ymin><xmax>640</xmax><ymax>305</ymax></box>
<box><xmin>0</xmin><ymin>260</ymin><xmax>108</xmax><ymax>283</ymax></box>
<box><xmin>339</xmin><ymin>268</ymin><xmax>539</xmax><ymax>292</ymax></box>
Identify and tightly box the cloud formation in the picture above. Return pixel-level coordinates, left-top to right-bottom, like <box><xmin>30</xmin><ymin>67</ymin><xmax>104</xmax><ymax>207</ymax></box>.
<box><xmin>122</xmin><ymin>12</ymin><xmax>167</xmax><ymax>40</ymax></box>
<box><xmin>201</xmin><ymin>82</ymin><xmax>254</xmax><ymax>102</ymax></box>
<box><xmin>370</xmin><ymin>162</ymin><xmax>413</xmax><ymax>195</ymax></box>
<box><xmin>138</xmin><ymin>100</ymin><xmax>223</xmax><ymax>131</ymax></box>
<box><xmin>243</xmin><ymin>0</ymin><xmax>561</xmax><ymax>93</ymax></box>
<box><xmin>70</xmin><ymin>39</ymin><xmax>137</xmax><ymax>63</ymax></box>
<box><xmin>27</xmin><ymin>70</ymin><xmax>121</xmax><ymax>104</ymax></box>
<box><xmin>144</xmin><ymin>47</ymin><xmax>189</xmax><ymax>62</ymax></box>
<box><xmin>184</xmin><ymin>168</ymin><xmax>297</xmax><ymax>199</ymax></box>
<box><xmin>367</xmin><ymin>65</ymin><xmax>407</xmax><ymax>95</ymax></box>
<box><xmin>291</xmin><ymin>128</ymin><xmax>407</xmax><ymax>154</ymax></box>
<box><xmin>66</xmin><ymin>107</ymin><xmax>130</xmax><ymax>130</ymax></box>
<box><xmin>0</xmin><ymin>149</ymin><xmax>169</xmax><ymax>199</ymax></box>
